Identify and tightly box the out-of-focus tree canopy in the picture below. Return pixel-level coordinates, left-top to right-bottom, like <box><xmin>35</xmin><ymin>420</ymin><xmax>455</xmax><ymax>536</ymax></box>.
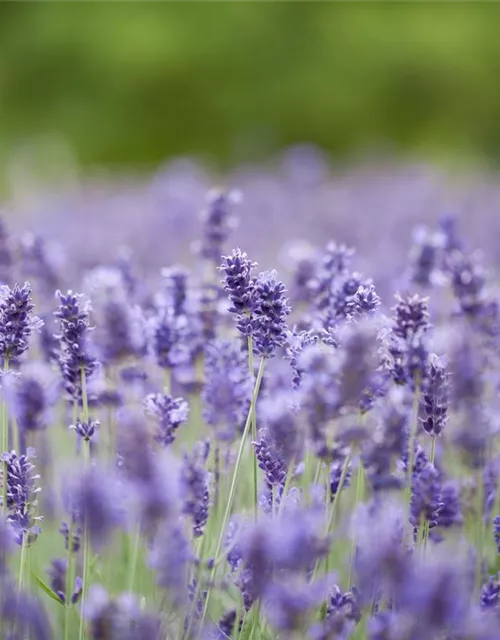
<box><xmin>1</xmin><ymin>3</ymin><xmax>500</xmax><ymax>172</ymax></box>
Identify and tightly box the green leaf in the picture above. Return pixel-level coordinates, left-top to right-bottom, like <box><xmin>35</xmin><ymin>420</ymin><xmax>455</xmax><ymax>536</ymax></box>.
<box><xmin>237</xmin><ymin>614</ymin><xmax>253</xmax><ymax>640</ymax></box>
<box><xmin>32</xmin><ymin>573</ymin><xmax>65</xmax><ymax>606</ymax></box>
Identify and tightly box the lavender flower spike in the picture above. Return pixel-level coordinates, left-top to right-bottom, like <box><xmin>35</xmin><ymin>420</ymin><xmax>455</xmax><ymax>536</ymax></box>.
<box><xmin>252</xmin><ymin>270</ymin><xmax>291</xmax><ymax>358</ymax></box>
<box><xmin>144</xmin><ymin>393</ymin><xmax>189</xmax><ymax>447</ymax></box>
<box><xmin>54</xmin><ymin>290</ymin><xmax>98</xmax><ymax>400</ymax></box>
<box><xmin>2</xmin><ymin>447</ymin><xmax>42</xmax><ymax>546</ymax></box>
<box><xmin>421</xmin><ymin>354</ymin><xmax>448</xmax><ymax>437</ymax></box>
<box><xmin>219</xmin><ymin>248</ymin><xmax>257</xmax><ymax>331</ymax></box>
<box><xmin>0</xmin><ymin>282</ymin><xmax>42</xmax><ymax>365</ymax></box>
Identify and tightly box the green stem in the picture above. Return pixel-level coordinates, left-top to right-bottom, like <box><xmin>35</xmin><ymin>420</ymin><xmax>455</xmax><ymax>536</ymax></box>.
<box><xmin>182</xmin><ymin>531</ymin><xmax>209</xmax><ymax>640</ymax></box>
<box><xmin>127</xmin><ymin>522</ymin><xmax>142</xmax><ymax>593</ymax></box>
<box><xmin>277</xmin><ymin>456</ymin><xmax>296</xmax><ymax>518</ymax></box>
<box><xmin>164</xmin><ymin>368</ymin><xmax>172</xmax><ymax>395</ymax></box>
<box><xmin>2</xmin><ymin>357</ymin><xmax>9</xmax><ymax>513</ymax></box>
<box><xmin>319</xmin><ymin>451</ymin><xmax>352</xmax><ymax>581</ymax></box>
<box><xmin>419</xmin><ymin>438</ymin><xmax>437</xmax><ymax>553</ymax></box>
<box><xmin>78</xmin><ymin>439</ymin><xmax>91</xmax><ymax>640</ymax></box>
<box><xmin>17</xmin><ymin>532</ymin><xmax>28</xmax><ymax>593</ymax></box>
<box><xmin>64</xmin><ymin>522</ymin><xmax>75</xmax><ymax>640</ymax></box>
<box><xmin>429</xmin><ymin>437</ymin><xmax>436</xmax><ymax>466</ymax></box>
<box><xmin>348</xmin><ymin>454</ymin><xmax>365</xmax><ymax>590</ymax></box>
<box><xmin>248</xmin><ymin>336</ymin><xmax>258</xmax><ymax>522</ymax></box>
<box><xmin>199</xmin><ymin>358</ymin><xmax>266</xmax><ymax>632</ymax></box>
<box><xmin>81</xmin><ymin>367</ymin><xmax>89</xmax><ymax>423</ymax></box>
<box><xmin>476</xmin><ymin>468</ymin><xmax>485</xmax><ymax>590</ymax></box>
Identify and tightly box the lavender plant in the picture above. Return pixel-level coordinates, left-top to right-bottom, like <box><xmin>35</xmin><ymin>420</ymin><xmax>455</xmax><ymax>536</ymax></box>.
<box><xmin>1</xmin><ymin>163</ymin><xmax>500</xmax><ymax>640</ymax></box>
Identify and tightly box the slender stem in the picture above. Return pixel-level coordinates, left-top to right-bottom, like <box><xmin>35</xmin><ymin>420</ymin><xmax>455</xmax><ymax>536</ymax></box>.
<box><xmin>312</xmin><ymin>459</ymin><xmax>323</xmax><ymax>487</ymax></box>
<box><xmin>64</xmin><ymin>522</ymin><xmax>75</xmax><ymax>640</ymax></box>
<box><xmin>81</xmin><ymin>367</ymin><xmax>89</xmax><ymax>424</ymax></box>
<box><xmin>311</xmin><ymin>451</ymin><xmax>352</xmax><ymax>582</ymax></box>
<box><xmin>182</xmin><ymin>531</ymin><xmax>209</xmax><ymax>640</ymax></box>
<box><xmin>277</xmin><ymin>456</ymin><xmax>296</xmax><ymax>518</ymax></box>
<box><xmin>12</xmin><ymin>417</ymin><xmax>20</xmax><ymax>456</ymax></box>
<box><xmin>405</xmin><ymin>380</ymin><xmax>421</xmax><ymax>508</ymax></box>
<box><xmin>476</xmin><ymin>468</ymin><xmax>485</xmax><ymax>590</ymax></box>
<box><xmin>164</xmin><ymin>368</ymin><xmax>172</xmax><ymax>395</ymax></box>
<box><xmin>429</xmin><ymin>437</ymin><xmax>436</xmax><ymax>466</ymax></box>
<box><xmin>79</xmin><ymin>439</ymin><xmax>91</xmax><ymax>640</ymax></box>
<box><xmin>248</xmin><ymin>336</ymin><xmax>258</xmax><ymax>522</ymax></box>
<box><xmin>17</xmin><ymin>532</ymin><xmax>28</xmax><ymax>593</ymax></box>
<box><xmin>127</xmin><ymin>522</ymin><xmax>142</xmax><ymax>593</ymax></box>
<box><xmin>348</xmin><ymin>454</ymin><xmax>365</xmax><ymax>590</ymax></box>
<box><xmin>1</xmin><ymin>357</ymin><xmax>9</xmax><ymax>513</ymax></box>
<box><xmin>199</xmin><ymin>358</ymin><xmax>266</xmax><ymax>632</ymax></box>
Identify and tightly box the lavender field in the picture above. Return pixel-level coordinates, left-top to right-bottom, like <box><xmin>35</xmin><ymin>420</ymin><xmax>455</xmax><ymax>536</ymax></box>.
<box><xmin>2</xmin><ymin>150</ymin><xmax>500</xmax><ymax>639</ymax></box>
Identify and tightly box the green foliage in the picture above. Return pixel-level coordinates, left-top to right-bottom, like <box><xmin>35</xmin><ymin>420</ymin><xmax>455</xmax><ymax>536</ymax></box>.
<box><xmin>0</xmin><ymin>3</ymin><xmax>500</xmax><ymax>171</ymax></box>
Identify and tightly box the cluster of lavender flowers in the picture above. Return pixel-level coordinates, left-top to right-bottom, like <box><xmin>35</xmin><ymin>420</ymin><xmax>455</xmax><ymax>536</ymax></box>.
<box><xmin>1</xmin><ymin>165</ymin><xmax>500</xmax><ymax>640</ymax></box>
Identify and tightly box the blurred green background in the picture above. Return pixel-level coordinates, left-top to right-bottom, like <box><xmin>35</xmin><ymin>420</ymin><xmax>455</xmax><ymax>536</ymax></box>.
<box><xmin>1</xmin><ymin>2</ymin><xmax>500</xmax><ymax>177</ymax></box>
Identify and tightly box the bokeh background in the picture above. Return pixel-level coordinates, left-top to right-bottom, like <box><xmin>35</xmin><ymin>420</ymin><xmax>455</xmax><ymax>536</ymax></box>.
<box><xmin>2</xmin><ymin>2</ymin><xmax>500</xmax><ymax>292</ymax></box>
<box><xmin>1</xmin><ymin>3</ymin><xmax>500</xmax><ymax>179</ymax></box>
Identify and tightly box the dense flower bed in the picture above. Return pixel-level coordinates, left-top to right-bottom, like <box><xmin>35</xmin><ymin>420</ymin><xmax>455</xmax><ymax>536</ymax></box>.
<box><xmin>1</xmin><ymin>153</ymin><xmax>500</xmax><ymax>639</ymax></box>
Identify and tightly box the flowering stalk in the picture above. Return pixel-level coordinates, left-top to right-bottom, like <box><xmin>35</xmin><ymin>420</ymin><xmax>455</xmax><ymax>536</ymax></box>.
<box><xmin>248</xmin><ymin>335</ymin><xmax>258</xmax><ymax>522</ymax></box>
<box><xmin>406</xmin><ymin>380</ymin><xmax>421</xmax><ymax>509</ymax></box>
<box><xmin>476</xmin><ymin>468</ymin><xmax>485</xmax><ymax>590</ymax></box>
<box><xmin>64</xmin><ymin>521</ymin><xmax>75</xmax><ymax>640</ymax></box>
<box><xmin>315</xmin><ymin>450</ymin><xmax>352</xmax><ymax>581</ymax></box>
<box><xmin>420</xmin><ymin>437</ymin><xmax>437</xmax><ymax>552</ymax></box>
<box><xmin>199</xmin><ymin>357</ymin><xmax>266</xmax><ymax>630</ymax></box>
<box><xmin>1</xmin><ymin>357</ymin><xmax>8</xmax><ymax>513</ymax></box>
<box><xmin>348</xmin><ymin>454</ymin><xmax>365</xmax><ymax>590</ymax></box>
<box><xmin>78</xmin><ymin>367</ymin><xmax>90</xmax><ymax>640</ymax></box>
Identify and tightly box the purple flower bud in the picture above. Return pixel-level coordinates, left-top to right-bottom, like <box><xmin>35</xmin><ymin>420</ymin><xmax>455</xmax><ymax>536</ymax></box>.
<box><xmin>66</xmin><ymin>464</ymin><xmax>124</xmax><ymax>551</ymax></box>
<box><xmin>0</xmin><ymin>282</ymin><xmax>42</xmax><ymax>364</ymax></box>
<box><xmin>202</xmin><ymin>339</ymin><xmax>252</xmax><ymax>442</ymax></box>
<box><xmin>149</xmin><ymin>522</ymin><xmax>193</xmax><ymax>604</ymax></box>
<box><xmin>69</xmin><ymin>419</ymin><xmax>99</xmax><ymax>442</ymax></box>
<box><xmin>481</xmin><ymin>573</ymin><xmax>500</xmax><ymax>610</ymax></box>
<box><xmin>219</xmin><ymin>248</ymin><xmax>257</xmax><ymax>318</ymax></box>
<box><xmin>410</xmin><ymin>462</ymin><xmax>443</xmax><ymax>537</ymax></box>
<box><xmin>47</xmin><ymin>558</ymin><xmax>81</xmax><ymax>604</ymax></box>
<box><xmin>84</xmin><ymin>266</ymin><xmax>146</xmax><ymax>364</ymax></box>
<box><xmin>253</xmin><ymin>429</ymin><xmax>287</xmax><ymax>511</ymax></box>
<box><xmin>392</xmin><ymin>293</ymin><xmax>430</xmax><ymax>341</ymax></box>
<box><xmin>144</xmin><ymin>393</ymin><xmax>189</xmax><ymax>447</ymax></box>
<box><xmin>147</xmin><ymin>307</ymin><xmax>188</xmax><ymax>369</ymax></box>
<box><xmin>2</xmin><ymin>448</ymin><xmax>42</xmax><ymax>546</ymax></box>
<box><xmin>160</xmin><ymin>265</ymin><xmax>190</xmax><ymax>317</ymax></box>
<box><xmin>198</xmin><ymin>189</ymin><xmax>239</xmax><ymax>264</ymax></box>
<box><xmin>19</xmin><ymin>232</ymin><xmax>62</xmax><ymax>296</ymax></box>
<box><xmin>420</xmin><ymin>354</ymin><xmax>448</xmax><ymax>437</ymax></box>
<box><xmin>181</xmin><ymin>442</ymin><xmax>211</xmax><ymax>538</ymax></box>
<box><xmin>84</xmin><ymin>585</ymin><xmax>162</xmax><ymax>640</ymax></box>
<box><xmin>252</xmin><ymin>270</ymin><xmax>291</xmax><ymax>358</ymax></box>
<box><xmin>54</xmin><ymin>290</ymin><xmax>98</xmax><ymax>400</ymax></box>
<box><xmin>2</xmin><ymin>363</ymin><xmax>59</xmax><ymax>433</ymax></box>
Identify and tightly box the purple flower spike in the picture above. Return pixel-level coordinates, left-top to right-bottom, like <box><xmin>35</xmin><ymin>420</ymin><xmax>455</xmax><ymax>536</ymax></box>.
<box><xmin>252</xmin><ymin>270</ymin><xmax>291</xmax><ymax>358</ymax></box>
<box><xmin>2</xmin><ymin>448</ymin><xmax>42</xmax><ymax>546</ymax></box>
<box><xmin>144</xmin><ymin>393</ymin><xmax>189</xmax><ymax>447</ymax></box>
<box><xmin>54</xmin><ymin>289</ymin><xmax>98</xmax><ymax>400</ymax></box>
<box><xmin>0</xmin><ymin>282</ymin><xmax>41</xmax><ymax>365</ymax></box>
<box><xmin>421</xmin><ymin>354</ymin><xmax>448</xmax><ymax>437</ymax></box>
<box><xmin>69</xmin><ymin>419</ymin><xmax>100</xmax><ymax>442</ymax></box>
<box><xmin>202</xmin><ymin>339</ymin><xmax>252</xmax><ymax>442</ymax></box>
<box><xmin>198</xmin><ymin>189</ymin><xmax>239</xmax><ymax>264</ymax></box>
